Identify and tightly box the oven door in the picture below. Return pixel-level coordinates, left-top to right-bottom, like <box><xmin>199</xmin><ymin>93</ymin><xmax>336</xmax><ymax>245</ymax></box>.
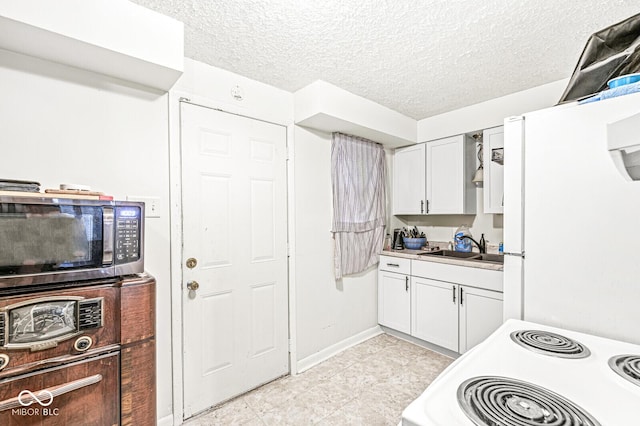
<box><xmin>0</xmin><ymin>199</ymin><xmax>115</xmax><ymax>288</ymax></box>
<box><xmin>0</xmin><ymin>351</ymin><xmax>119</xmax><ymax>425</ymax></box>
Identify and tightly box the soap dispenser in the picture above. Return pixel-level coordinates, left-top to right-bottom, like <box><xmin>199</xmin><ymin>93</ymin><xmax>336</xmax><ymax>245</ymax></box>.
<box><xmin>479</xmin><ymin>233</ymin><xmax>486</xmax><ymax>253</ymax></box>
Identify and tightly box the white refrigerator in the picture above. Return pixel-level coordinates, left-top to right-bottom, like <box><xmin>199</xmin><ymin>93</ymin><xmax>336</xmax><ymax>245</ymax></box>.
<box><xmin>503</xmin><ymin>91</ymin><xmax>640</xmax><ymax>345</ymax></box>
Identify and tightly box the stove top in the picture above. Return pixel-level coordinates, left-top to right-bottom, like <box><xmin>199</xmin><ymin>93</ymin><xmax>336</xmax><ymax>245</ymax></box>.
<box><xmin>458</xmin><ymin>376</ymin><xmax>600</xmax><ymax>426</ymax></box>
<box><xmin>510</xmin><ymin>329</ymin><xmax>590</xmax><ymax>358</ymax></box>
<box><xmin>609</xmin><ymin>354</ymin><xmax>640</xmax><ymax>388</ymax></box>
<box><xmin>401</xmin><ymin>320</ymin><xmax>640</xmax><ymax>426</ymax></box>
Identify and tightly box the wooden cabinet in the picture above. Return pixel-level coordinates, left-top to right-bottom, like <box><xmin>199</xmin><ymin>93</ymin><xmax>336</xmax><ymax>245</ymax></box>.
<box><xmin>393</xmin><ymin>144</ymin><xmax>426</xmax><ymax>215</ymax></box>
<box><xmin>119</xmin><ymin>276</ymin><xmax>156</xmax><ymax>426</ymax></box>
<box><xmin>411</xmin><ymin>277</ymin><xmax>459</xmax><ymax>351</ymax></box>
<box><xmin>0</xmin><ymin>274</ymin><xmax>156</xmax><ymax>426</ymax></box>
<box><xmin>483</xmin><ymin>126</ymin><xmax>504</xmax><ymax>214</ymax></box>
<box><xmin>392</xmin><ymin>134</ymin><xmax>476</xmax><ymax>216</ymax></box>
<box><xmin>378</xmin><ymin>256</ymin><xmax>411</xmax><ymax>334</ymax></box>
<box><xmin>426</xmin><ymin>135</ymin><xmax>476</xmax><ymax>214</ymax></box>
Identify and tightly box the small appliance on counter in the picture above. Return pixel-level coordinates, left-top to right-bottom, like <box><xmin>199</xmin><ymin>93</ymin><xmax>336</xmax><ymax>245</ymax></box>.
<box><xmin>393</xmin><ymin>228</ymin><xmax>404</xmax><ymax>250</ymax></box>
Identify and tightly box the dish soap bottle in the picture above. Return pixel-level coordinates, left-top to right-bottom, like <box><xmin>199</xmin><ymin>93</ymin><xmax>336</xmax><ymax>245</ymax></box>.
<box><xmin>454</xmin><ymin>225</ymin><xmax>472</xmax><ymax>252</ymax></box>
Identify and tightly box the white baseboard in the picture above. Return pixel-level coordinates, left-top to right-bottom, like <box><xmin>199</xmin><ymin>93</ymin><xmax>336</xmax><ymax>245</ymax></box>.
<box><xmin>296</xmin><ymin>325</ymin><xmax>383</xmax><ymax>373</ymax></box>
<box><xmin>158</xmin><ymin>413</ymin><xmax>175</xmax><ymax>426</ymax></box>
<box><xmin>381</xmin><ymin>326</ymin><xmax>460</xmax><ymax>360</ymax></box>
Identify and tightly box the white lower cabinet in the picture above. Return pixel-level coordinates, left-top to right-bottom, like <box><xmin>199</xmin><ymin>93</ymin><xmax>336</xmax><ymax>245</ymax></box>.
<box><xmin>411</xmin><ymin>277</ymin><xmax>459</xmax><ymax>351</ymax></box>
<box><xmin>458</xmin><ymin>286</ymin><xmax>504</xmax><ymax>353</ymax></box>
<box><xmin>378</xmin><ymin>257</ymin><xmax>504</xmax><ymax>354</ymax></box>
<box><xmin>378</xmin><ymin>269</ymin><xmax>411</xmax><ymax>334</ymax></box>
<box><xmin>378</xmin><ymin>256</ymin><xmax>411</xmax><ymax>334</ymax></box>
<box><xmin>411</xmin><ymin>278</ymin><xmax>503</xmax><ymax>354</ymax></box>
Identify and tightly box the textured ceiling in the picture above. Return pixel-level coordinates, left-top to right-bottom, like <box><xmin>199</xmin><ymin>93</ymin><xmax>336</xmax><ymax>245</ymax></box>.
<box><xmin>130</xmin><ymin>0</ymin><xmax>640</xmax><ymax>119</ymax></box>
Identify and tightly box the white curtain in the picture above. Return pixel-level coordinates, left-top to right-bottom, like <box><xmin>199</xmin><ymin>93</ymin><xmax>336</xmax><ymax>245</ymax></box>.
<box><xmin>331</xmin><ymin>133</ymin><xmax>386</xmax><ymax>279</ymax></box>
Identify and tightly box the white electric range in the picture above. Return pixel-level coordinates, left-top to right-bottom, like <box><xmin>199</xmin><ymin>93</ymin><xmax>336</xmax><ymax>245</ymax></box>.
<box><xmin>401</xmin><ymin>319</ymin><xmax>640</xmax><ymax>425</ymax></box>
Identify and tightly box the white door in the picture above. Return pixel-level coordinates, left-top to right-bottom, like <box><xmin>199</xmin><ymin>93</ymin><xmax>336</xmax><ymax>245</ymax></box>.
<box><xmin>426</xmin><ymin>135</ymin><xmax>464</xmax><ymax>214</ymax></box>
<box><xmin>458</xmin><ymin>286</ymin><xmax>503</xmax><ymax>353</ymax></box>
<box><xmin>377</xmin><ymin>270</ymin><xmax>411</xmax><ymax>334</ymax></box>
<box><xmin>180</xmin><ymin>103</ymin><xmax>289</xmax><ymax>417</ymax></box>
<box><xmin>411</xmin><ymin>277</ymin><xmax>458</xmax><ymax>352</ymax></box>
<box><xmin>393</xmin><ymin>144</ymin><xmax>426</xmax><ymax>214</ymax></box>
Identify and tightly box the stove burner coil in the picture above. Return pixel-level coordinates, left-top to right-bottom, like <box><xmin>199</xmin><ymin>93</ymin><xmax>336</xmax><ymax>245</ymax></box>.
<box><xmin>609</xmin><ymin>355</ymin><xmax>640</xmax><ymax>387</ymax></box>
<box><xmin>510</xmin><ymin>330</ymin><xmax>590</xmax><ymax>359</ymax></box>
<box><xmin>457</xmin><ymin>376</ymin><xmax>601</xmax><ymax>426</ymax></box>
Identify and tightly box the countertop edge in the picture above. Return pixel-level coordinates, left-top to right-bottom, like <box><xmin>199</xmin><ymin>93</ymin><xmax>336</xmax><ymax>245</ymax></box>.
<box><xmin>380</xmin><ymin>250</ymin><xmax>504</xmax><ymax>271</ymax></box>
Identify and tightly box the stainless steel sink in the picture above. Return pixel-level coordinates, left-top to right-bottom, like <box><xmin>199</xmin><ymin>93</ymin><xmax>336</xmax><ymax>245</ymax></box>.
<box><xmin>418</xmin><ymin>250</ymin><xmax>479</xmax><ymax>259</ymax></box>
<box><xmin>418</xmin><ymin>250</ymin><xmax>504</xmax><ymax>264</ymax></box>
<box><xmin>474</xmin><ymin>253</ymin><xmax>504</xmax><ymax>264</ymax></box>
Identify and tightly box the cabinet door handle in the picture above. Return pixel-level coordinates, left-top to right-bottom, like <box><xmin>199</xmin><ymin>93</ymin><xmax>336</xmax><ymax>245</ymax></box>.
<box><xmin>426</xmin><ymin>200</ymin><xmax>430</xmax><ymax>214</ymax></box>
<box><xmin>420</xmin><ymin>200</ymin><xmax>424</xmax><ymax>214</ymax></box>
<box><xmin>452</xmin><ymin>285</ymin><xmax>456</xmax><ymax>303</ymax></box>
<box><xmin>460</xmin><ymin>287</ymin><xmax>464</xmax><ymax>305</ymax></box>
<box><xmin>0</xmin><ymin>374</ymin><xmax>103</xmax><ymax>412</ymax></box>
<box><xmin>405</xmin><ymin>276</ymin><xmax>409</xmax><ymax>292</ymax></box>
<box><xmin>386</xmin><ymin>263</ymin><xmax>400</xmax><ymax>267</ymax></box>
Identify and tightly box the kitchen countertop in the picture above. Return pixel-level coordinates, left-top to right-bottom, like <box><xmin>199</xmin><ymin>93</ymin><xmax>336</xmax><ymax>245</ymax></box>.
<box><xmin>381</xmin><ymin>249</ymin><xmax>504</xmax><ymax>271</ymax></box>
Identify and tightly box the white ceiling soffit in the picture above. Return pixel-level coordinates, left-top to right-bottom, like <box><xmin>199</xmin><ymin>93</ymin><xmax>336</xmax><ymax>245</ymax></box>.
<box><xmin>130</xmin><ymin>0</ymin><xmax>640</xmax><ymax>120</ymax></box>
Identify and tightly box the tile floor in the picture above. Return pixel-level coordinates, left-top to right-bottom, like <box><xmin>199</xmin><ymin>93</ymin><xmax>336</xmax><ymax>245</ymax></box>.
<box><xmin>184</xmin><ymin>333</ymin><xmax>453</xmax><ymax>425</ymax></box>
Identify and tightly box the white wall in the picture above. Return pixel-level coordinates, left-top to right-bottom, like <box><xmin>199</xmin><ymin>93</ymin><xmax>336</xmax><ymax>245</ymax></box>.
<box><xmin>0</xmin><ymin>48</ymin><xmax>173</xmax><ymax>418</ymax></box>
<box><xmin>417</xmin><ymin>79</ymin><xmax>569</xmax><ymax>142</ymax></box>
<box><xmin>293</xmin><ymin>126</ymin><xmax>379</xmax><ymax>364</ymax></box>
<box><xmin>173</xmin><ymin>58</ymin><xmax>294</xmax><ymax>124</ymax></box>
<box><xmin>391</xmin><ymin>187</ymin><xmax>504</xmax><ymax>249</ymax></box>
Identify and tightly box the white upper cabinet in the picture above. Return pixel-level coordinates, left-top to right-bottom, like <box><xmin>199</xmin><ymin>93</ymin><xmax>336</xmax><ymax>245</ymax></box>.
<box><xmin>393</xmin><ymin>134</ymin><xmax>476</xmax><ymax>215</ymax></box>
<box><xmin>393</xmin><ymin>144</ymin><xmax>426</xmax><ymax>215</ymax></box>
<box><xmin>483</xmin><ymin>126</ymin><xmax>504</xmax><ymax>214</ymax></box>
<box><xmin>425</xmin><ymin>135</ymin><xmax>476</xmax><ymax>215</ymax></box>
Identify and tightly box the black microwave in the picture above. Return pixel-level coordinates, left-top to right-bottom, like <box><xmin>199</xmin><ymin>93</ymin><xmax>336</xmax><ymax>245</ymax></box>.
<box><xmin>0</xmin><ymin>196</ymin><xmax>144</xmax><ymax>288</ymax></box>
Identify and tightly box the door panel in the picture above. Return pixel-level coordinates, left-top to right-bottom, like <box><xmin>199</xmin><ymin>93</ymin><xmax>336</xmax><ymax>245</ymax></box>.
<box><xmin>0</xmin><ymin>352</ymin><xmax>119</xmax><ymax>426</ymax></box>
<box><xmin>393</xmin><ymin>144</ymin><xmax>426</xmax><ymax>214</ymax></box>
<box><xmin>377</xmin><ymin>270</ymin><xmax>410</xmax><ymax>334</ymax></box>
<box><xmin>459</xmin><ymin>286</ymin><xmax>503</xmax><ymax>353</ymax></box>
<box><xmin>181</xmin><ymin>103</ymin><xmax>289</xmax><ymax>417</ymax></box>
<box><xmin>411</xmin><ymin>277</ymin><xmax>458</xmax><ymax>352</ymax></box>
<box><xmin>426</xmin><ymin>136</ymin><xmax>463</xmax><ymax>214</ymax></box>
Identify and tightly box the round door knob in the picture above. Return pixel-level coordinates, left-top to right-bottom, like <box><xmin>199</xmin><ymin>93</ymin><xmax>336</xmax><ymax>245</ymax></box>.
<box><xmin>187</xmin><ymin>280</ymin><xmax>200</xmax><ymax>291</ymax></box>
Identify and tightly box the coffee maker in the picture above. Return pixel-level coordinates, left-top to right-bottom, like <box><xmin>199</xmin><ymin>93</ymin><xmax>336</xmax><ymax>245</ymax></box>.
<box><xmin>392</xmin><ymin>228</ymin><xmax>404</xmax><ymax>250</ymax></box>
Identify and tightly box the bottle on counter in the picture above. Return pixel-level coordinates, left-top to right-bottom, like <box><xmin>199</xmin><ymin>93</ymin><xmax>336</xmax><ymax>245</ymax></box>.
<box><xmin>454</xmin><ymin>225</ymin><xmax>472</xmax><ymax>252</ymax></box>
<box><xmin>479</xmin><ymin>233</ymin><xmax>486</xmax><ymax>253</ymax></box>
<box><xmin>499</xmin><ymin>242</ymin><xmax>504</xmax><ymax>254</ymax></box>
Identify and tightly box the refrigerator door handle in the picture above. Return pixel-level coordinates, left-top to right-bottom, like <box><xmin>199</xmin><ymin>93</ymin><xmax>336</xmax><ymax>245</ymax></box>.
<box><xmin>503</xmin><ymin>252</ymin><xmax>525</xmax><ymax>258</ymax></box>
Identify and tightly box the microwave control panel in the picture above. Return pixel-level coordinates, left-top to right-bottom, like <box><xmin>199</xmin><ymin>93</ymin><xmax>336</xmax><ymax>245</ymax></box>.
<box><xmin>115</xmin><ymin>207</ymin><xmax>140</xmax><ymax>264</ymax></box>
